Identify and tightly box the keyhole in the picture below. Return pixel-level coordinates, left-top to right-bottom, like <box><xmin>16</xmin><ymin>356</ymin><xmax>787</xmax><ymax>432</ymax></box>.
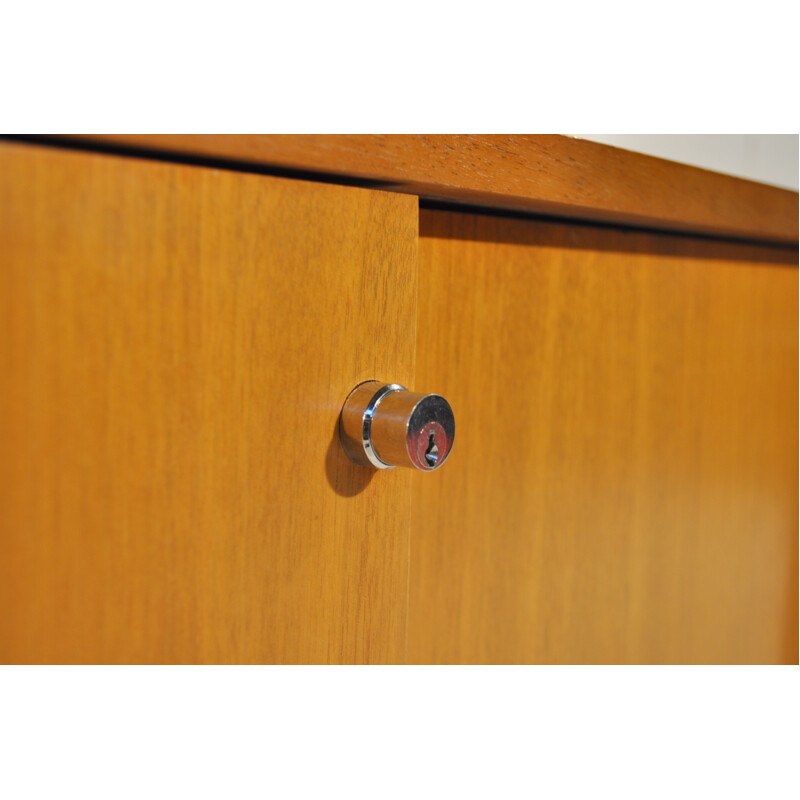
<box><xmin>424</xmin><ymin>430</ymin><xmax>439</xmax><ymax>467</ymax></box>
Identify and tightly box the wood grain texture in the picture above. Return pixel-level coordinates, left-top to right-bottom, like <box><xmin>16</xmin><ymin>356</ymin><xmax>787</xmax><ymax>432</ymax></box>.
<box><xmin>0</xmin><ymin>142</ymin><xmax>418</xmax><ymax>664</ymax></box>
<box><xmin>56</xmin><ymin>134</ymin><xmax>799</xmax><ymax>244</ymax></box>
<box><xmin>409</xmin><ymin>209</ymin><xmax>798</xmax><ymax>664</ymax></box>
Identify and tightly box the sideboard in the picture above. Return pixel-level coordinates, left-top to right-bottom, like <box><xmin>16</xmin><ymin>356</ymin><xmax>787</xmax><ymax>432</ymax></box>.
<box><xmin>1</xmin><ymin>135</ymin><xmax>796</xmax><ymax>663</ymax></box>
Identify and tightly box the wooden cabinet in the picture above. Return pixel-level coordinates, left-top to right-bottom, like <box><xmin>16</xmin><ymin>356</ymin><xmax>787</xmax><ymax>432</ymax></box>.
<box><xmin>1</xmin><ymin>136</ymin><xmax>797</xmax><ymax>663</ymax></box>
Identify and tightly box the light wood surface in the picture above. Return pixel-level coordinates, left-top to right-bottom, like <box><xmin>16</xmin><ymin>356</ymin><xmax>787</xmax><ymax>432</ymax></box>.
<box><xmin>0</xmin><ymin>142</ymin><xmax>418</xmax><ymax>664</ymax></box>
<box><xmin>409</xmin><ymin>209</ymin><xmax>798</xmax><ymax>664</ymax></box>
<box><xmin>49</xmin><ymin>134</ymin><xmax>799</xmax><ymax>244</ymax></box>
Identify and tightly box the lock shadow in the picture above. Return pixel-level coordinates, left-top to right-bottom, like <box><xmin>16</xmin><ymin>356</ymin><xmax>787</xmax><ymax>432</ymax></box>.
<box><xmin>325</xmin><ymin>416</ymin><xmax>374</xmax><ymax>497</ymax></box>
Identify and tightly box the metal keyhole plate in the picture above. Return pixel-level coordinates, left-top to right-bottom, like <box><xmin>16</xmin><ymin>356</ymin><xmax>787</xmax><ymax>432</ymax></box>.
<box><xmin>340</xmin><ymin>381</ymin><xmax>455</xmax><ymax>471</ymax></box>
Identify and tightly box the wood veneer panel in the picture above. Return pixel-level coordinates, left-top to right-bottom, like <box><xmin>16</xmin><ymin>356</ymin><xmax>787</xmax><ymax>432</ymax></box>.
<box><xmin>0</xmin><ymin>142</ymin><xmax>418</xmax><ymax>664</ymax></box>
<box><xmin>59</xmin><ymin>134</ymin><xmax>799</xmax><ymax>244</ymax></box>
<box><xmin>409</xmin><ymin>209</ymin><xmax>798</xmax><ymax>664</ymax></box>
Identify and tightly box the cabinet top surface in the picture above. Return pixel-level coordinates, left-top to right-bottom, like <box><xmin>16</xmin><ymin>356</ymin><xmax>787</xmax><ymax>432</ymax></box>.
<box><xmin>55</xmin><ymin>134</ymin><xmax>799</xmax><ymax>246</ymax></box>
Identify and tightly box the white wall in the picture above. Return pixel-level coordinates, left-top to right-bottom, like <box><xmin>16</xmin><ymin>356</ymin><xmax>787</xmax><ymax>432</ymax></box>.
<box><xmin>573</xmin><ymin>135</ymin><xmax>798</xmax><ymax>191</ymax></box>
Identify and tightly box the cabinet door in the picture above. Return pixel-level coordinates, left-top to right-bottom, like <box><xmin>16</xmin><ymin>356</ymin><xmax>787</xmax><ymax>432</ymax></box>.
<box><xmin>0</xmin><ymin>143</ymin><xmax>418</xmax><ymax>664</ymax></box>
<box><xmin>410</xmin><ymin>209</ymin><xmax>798</xmax><ymax>664</ymax></box>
